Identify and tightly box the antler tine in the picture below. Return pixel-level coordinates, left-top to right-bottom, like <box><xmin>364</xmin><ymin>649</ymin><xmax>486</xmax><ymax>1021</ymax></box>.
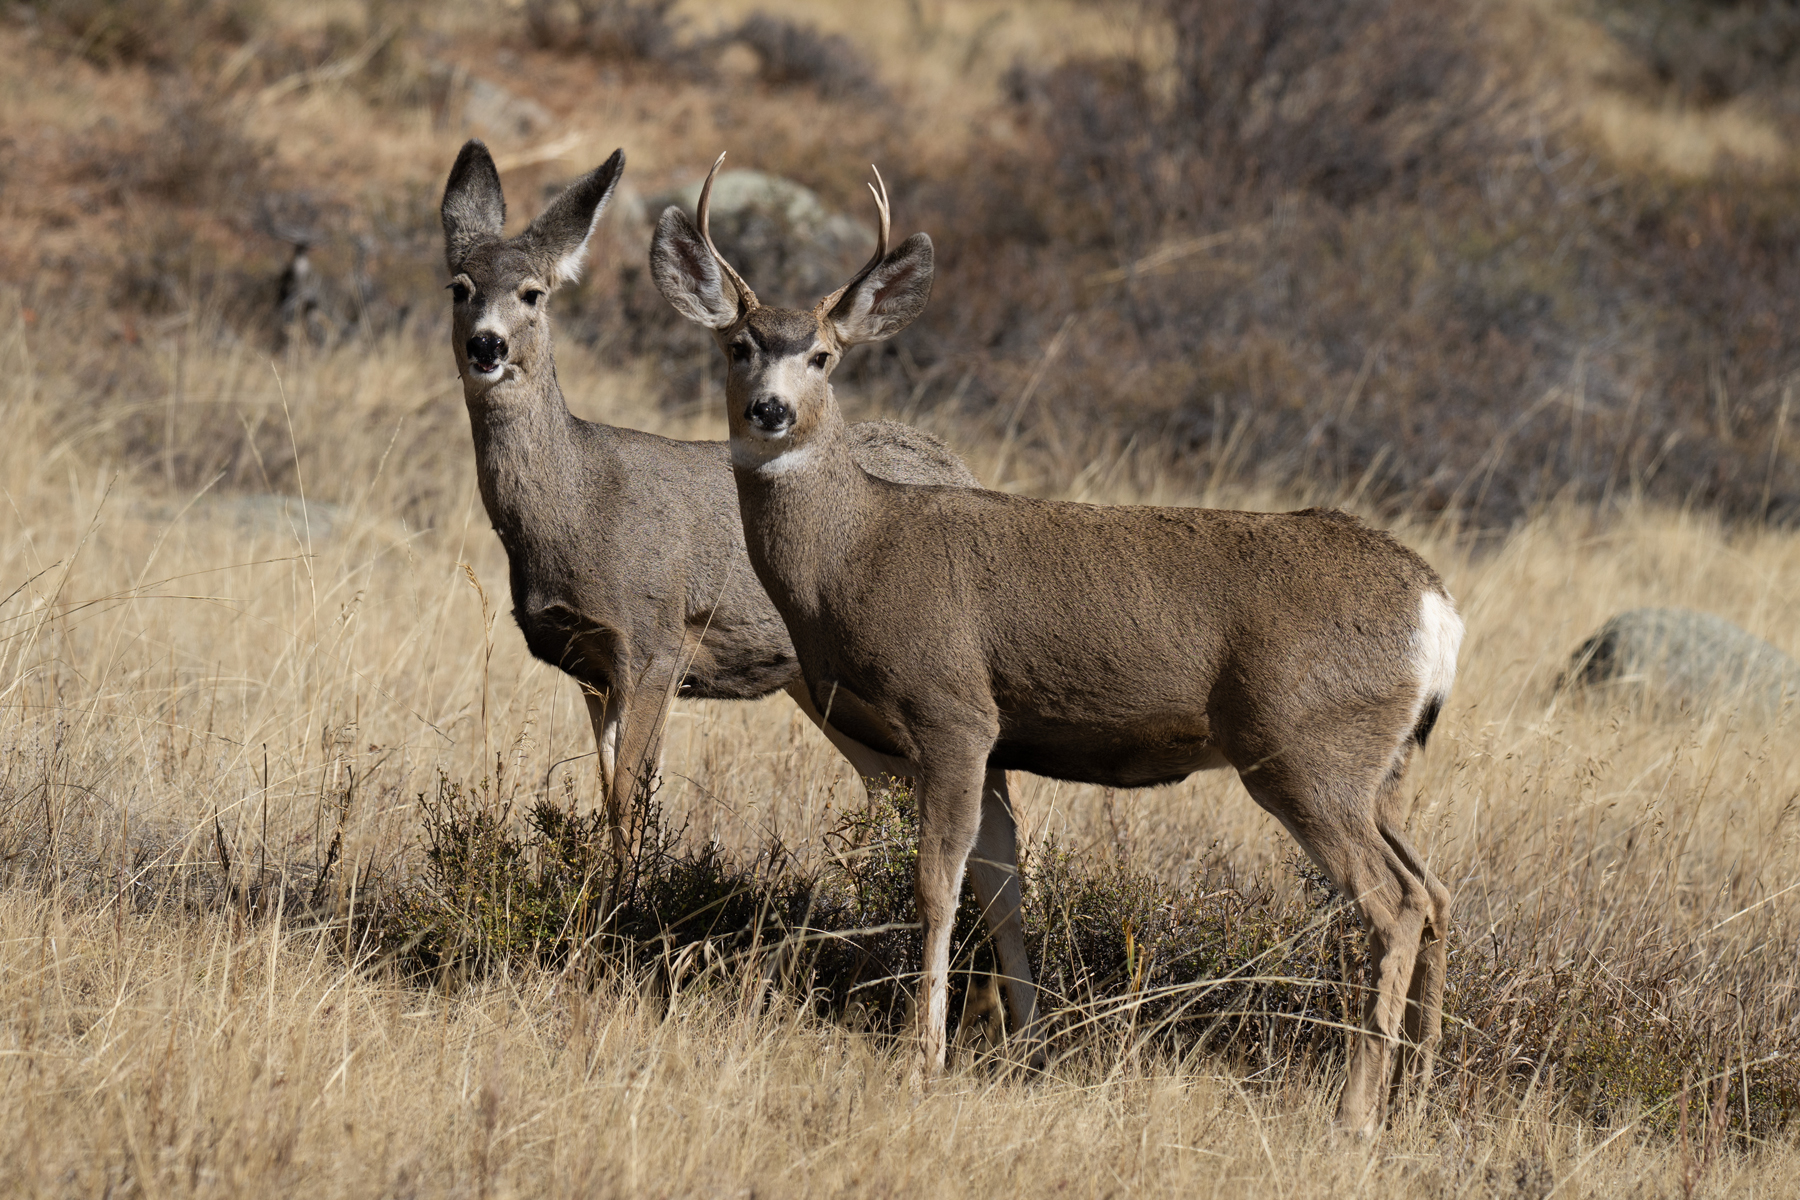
<box><xmin>867</xmin><ymin>165</ymin><xmax>891</xmax><ymax>263</ymax></box>
<box><xmin>818</xmin><ymin>164</ymin><xmax>894</xmax><ymax>318</ymax></box>
<box><xmin>697</xmin><ymin>151</ymin><xmax>758</xmax><ymax>314</ymax></box>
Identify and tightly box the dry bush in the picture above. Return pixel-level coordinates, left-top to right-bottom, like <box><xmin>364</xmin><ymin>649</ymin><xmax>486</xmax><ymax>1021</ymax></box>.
<box><xmin>522</xmin><ymin>0</ymin><xmax>700</xmax><ymax>71</ymax></box>
<box><xmin>19</xmin><ymin>0</ymin><xmax>260</xmax><ymax>67</ymax></box>
<box><xmin>731</xmin><ymin>12</ymin><xmax>887</xmax><ymax>103</ymax></box>
<box><xmin>1600</xmin><ymin>0</ymin><xmax>1800</xmax><ymax>107</ymax></box>
<box><xmin>1162</xmin><ymin>0</ymin><xmax>1505</xmax><ymax>211</ymax></box>
<box><xmin>20</xmin><ymin>0</ymin><xmax>1800</xmax><ymax>529</ymax></box>
<box><xmin>384</xmin><ymin>773</ymin><xmax>1372</xmax><ymax>1073</ymax></box>
<box><xmin>518</xmin><ymin>1</ymin><xmax>883</xmax><ymax>100</ymax></box>
<box><xmin>69</xmin><ymin>82</ymin><xmax>272</xmax><ymax>217</ymax></box>
<box><xmin>878</xmin><ymin>0</ymin><xmax>1800</xmax><ymax>526</ymax></box>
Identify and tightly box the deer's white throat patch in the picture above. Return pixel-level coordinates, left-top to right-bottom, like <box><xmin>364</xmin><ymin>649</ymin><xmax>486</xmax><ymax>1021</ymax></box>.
<box><xmin>732</xmin><ymin>438</ymin><xmax>815</xmax><ymax>477</ymax></box>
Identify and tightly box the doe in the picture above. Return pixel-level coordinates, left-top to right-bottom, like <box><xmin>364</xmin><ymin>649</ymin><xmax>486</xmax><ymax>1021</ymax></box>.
<box><xmin>441</xmin><ymin>140</ymin><xmax>992</xmax><ymax>841</ymax></box>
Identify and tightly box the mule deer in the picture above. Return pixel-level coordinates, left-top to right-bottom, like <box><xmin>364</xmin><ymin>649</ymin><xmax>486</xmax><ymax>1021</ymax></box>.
<box><xmin>651</xmin><ymin>156</ymin><xmax>1464</xmax><ymax>1134</ymax></box>
<box><xmin>441</xmin><ymin>140</ymin><xmax>989</xmax><ymax>843</ymax></box>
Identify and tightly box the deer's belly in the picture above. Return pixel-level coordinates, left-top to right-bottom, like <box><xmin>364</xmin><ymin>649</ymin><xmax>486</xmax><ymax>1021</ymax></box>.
<box><xmin>513</xmin><ymin>598</ymin><xmax>800</xmax><ymax>702</ymax></box>
<box><xmin>990</xmin><ymin>716</ymin><xmax>1230</xmax><ymax>788</ymax></box>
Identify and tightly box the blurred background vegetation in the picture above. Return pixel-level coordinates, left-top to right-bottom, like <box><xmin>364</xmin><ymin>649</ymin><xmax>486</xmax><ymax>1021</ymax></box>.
<box><xmin>5</xmin><ymin>0</ymin><xmax>1799</xmax><ymax>531</ymax></box>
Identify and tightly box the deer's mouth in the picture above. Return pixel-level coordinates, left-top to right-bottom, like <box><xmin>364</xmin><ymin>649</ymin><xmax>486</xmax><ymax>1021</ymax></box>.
<box><xmin>465</xmin><ymin>332</ymin><xmax>508</xmax><ymax>382</ymax></box>
<box><xmin>744</xmin><ymin>394</ymin><xmax>795</xmax><ymax>436</ymax></box>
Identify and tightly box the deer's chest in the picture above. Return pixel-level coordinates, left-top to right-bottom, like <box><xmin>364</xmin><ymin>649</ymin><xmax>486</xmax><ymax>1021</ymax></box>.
<box><xmin>512</xmin><ymin>602</ymin><xmax>621</xmax><ymax>689</ymax></box>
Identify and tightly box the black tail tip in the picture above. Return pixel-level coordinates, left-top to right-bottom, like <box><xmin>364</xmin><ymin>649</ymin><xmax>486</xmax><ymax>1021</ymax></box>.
<box><xmin>1413</xmin><ymin>695</ymin><xmax>1443</xmax><ymax>747</ymax></box>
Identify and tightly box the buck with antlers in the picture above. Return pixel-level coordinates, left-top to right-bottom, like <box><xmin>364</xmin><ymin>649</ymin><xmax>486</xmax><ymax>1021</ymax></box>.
<box><xmin>440</xmin><ymin>140</ymin><xmax>993</xmax><ymax>843</ymax></box>
<box><xmin>651</xmin><ymin>155</ymin><xmax>1464</xmax><ymax>1133</ymax></box>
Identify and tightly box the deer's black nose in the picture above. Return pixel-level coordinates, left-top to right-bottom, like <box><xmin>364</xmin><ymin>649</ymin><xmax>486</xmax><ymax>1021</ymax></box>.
<box><xmin>746</xmin><ymin>394</ymin><xmax>794</xmax><ymax>434</ymax></box>
<box><xmin>466</xmin><ymin>333</ymin><xmax>507</xmax><ymax>372</ymax></box>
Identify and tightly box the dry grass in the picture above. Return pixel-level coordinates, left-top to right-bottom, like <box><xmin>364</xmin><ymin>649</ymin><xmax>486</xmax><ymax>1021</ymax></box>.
<box><xmin>7</xmin><ymin>893</ymin><xmax>1796</xmax><ymax>1199</ymax></box>
<box><xmin>4</xmin><ymin>281</ymin><xmax>1800</xmax><ymax>1192</ymax></box>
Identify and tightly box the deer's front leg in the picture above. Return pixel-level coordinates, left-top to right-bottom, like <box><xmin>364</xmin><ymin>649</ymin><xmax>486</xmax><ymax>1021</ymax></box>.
<box><xmin>614</xmin><ymin>656</ymin><xmax>680</xmax><ymax>805</ymax></box>
<box><xmin>582</xmin><ymin>686</ymin><xmax>621</xmax><ymax>832</ymax></box>
<box><xmin>586</xmin><ymin>656</ymin><xmax>681</xmax><ymax>858</ymax></box>
<box><xmin>910</xmin><ymin>725</ymin><xmax>994</xmax><ymax>1085</ymax></box>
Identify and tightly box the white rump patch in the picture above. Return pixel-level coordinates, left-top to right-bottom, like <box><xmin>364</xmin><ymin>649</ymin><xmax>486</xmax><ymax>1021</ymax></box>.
<box><xmin>731</xmin><ymin>438</ymin><xmax>814</xmax><ymax>477</ymax></box>
<box><xmin>1409</xmin><ymin>589</ymin><xmax>1464</xmax><ymax>727</ymax></box>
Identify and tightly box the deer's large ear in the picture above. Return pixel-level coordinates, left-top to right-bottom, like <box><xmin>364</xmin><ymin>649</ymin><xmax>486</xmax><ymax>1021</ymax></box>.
<box><xmin>649</xmin><ymin>206</ymin><xmax>740</xmax><ymax>330</ymax></box>
<box><xmin>827</xmin><ymin>233</ymin><xmax>934</xmax><ymax>346</ymax></box>
<box><xmin>442</xmin><ymin>140</ymin><xmax>507</xmax><ymax>270</ymax></box>
<box><xmin>523</xmin><ymin>148</ymin><xmax>625</xmax><ymax>288</ymax></box>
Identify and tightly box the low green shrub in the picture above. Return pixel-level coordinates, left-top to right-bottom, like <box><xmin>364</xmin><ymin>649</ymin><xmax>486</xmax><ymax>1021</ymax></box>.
<box><xmin>378</xmin><ymin>770</ymin><xmax>1800</xmax><ymax>1136</ymax></box>
<box><xmin>383</xmin><ymin>772</ymin><xmax>1364</xmax><ymax>1067</ymax></box>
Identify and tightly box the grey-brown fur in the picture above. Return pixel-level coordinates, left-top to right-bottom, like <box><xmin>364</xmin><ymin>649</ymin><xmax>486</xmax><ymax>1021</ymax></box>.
<box><xmin>441</xmin><ymin>141</ymin><xmax>980</xmax><ymax>840</ymax></box>
<box><xmin>652</xmin><ymin>159</ymin><xmax>1465</xmax><ymax>1134</ymax></box>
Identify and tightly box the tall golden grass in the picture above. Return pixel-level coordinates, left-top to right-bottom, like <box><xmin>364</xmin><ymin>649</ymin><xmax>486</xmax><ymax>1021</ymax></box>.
<box><xmin>3</xmin><ymin>287</ymin><xmax>1798</xmax><ymax>1193</ymax></box>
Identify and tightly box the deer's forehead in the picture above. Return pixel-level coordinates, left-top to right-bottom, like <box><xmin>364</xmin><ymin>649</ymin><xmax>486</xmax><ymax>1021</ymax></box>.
<box><xmin>743</xmin><ymin>310</ymin><xmax>824</xmax><ymax>358</ymax></box>
<box><xmin>456</xmin><ymin>243</ymin><xmax>538</xmax><ymax>287</ymax></box>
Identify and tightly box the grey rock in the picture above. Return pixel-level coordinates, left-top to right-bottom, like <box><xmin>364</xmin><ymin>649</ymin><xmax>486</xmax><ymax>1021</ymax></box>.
<box><xmin>642</xmin><ymin>170</ymin><xmax>875</xmax><ymax>307</ymax></box>
<box><xmin>212</xmin><ymin>494</ymin><xmax>348</xmax><ymax>540</ymax></box>
<box><xmin>425</xmin><ymin>61</ymin><xmax>554</xmax><ymax>139</ymax></box>
<box><xmin>1562</xmin><ymin>607</ymin><xmax>1800</xmax><ymax>717</ymax></box>
<box><xmin>132</xmin><ymin>494</ymin><xmax>350</xmax><ymax>542</ymax></box>
<box><xmin>461</xmin><ymin>75</ymin><xmax>554</xmax><ymax>139</ymax></box>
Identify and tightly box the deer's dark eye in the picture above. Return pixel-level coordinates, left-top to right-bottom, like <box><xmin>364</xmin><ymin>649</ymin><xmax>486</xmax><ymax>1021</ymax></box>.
<box><xmin>521</xmin><ymin>289</ymin><xmax>544</xmax><ymax>307</ymax></box>
<box><xmin>810</xmin><ymin>352</ymin><xmax>830</xmax><ymax>370</ymax></box>
<box><xmin>448</xmin><ymin>282</ymin><xmax>471</xmax><ymax>303</ymax></box>
<box><xmin>729</xmin><ymin>341</ymin><xmax>752</xmax><ymax>363</ymax></box>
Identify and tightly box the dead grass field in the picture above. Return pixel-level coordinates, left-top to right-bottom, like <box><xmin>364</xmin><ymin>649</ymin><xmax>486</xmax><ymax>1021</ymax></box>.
<box><xmin>3</xmin><ymin>298</ymin><xmax>1799</xmax><ymax>1195</ymax></box>
<box><xmin>4</xmin><ymin>0</ymin><xmax>1800</xmax><ymax>1194</ymax></box>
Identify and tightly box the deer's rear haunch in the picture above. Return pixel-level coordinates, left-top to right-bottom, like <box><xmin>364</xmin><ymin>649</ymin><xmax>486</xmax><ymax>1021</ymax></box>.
<box><xmin>653</xmin><ymin>155</ymin><xmax>1465</xmax><ymax>1134</ymax></box>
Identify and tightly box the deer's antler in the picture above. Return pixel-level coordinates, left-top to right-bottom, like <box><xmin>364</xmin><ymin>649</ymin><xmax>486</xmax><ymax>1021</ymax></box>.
<box><xmin>697</xmin><ymin>152</ymin><xmax>759</xmax><ymax>315</ymax></box>
<box><xmin>818</xmin><ymin>165</ymin><xmax>891</xmax><ymax>318</ymax></box>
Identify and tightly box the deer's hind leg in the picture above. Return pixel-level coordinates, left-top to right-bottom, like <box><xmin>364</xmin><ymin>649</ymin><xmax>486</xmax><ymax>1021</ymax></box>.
<box><xmin>1372</xmin><ymin>750</ymin><xmax>1453</xmax><ymax>1092</ymax></box>
<box><xmin>963</xmin><ymin>769</ymin><xmax>1042</xmax><ymax>1069</ymax></box>
<box><xmin>1239</xmin><ymin>748</ymin><xmax>1440</xmax><ymax>1137</ymax></box>
<box><xmin>584</xmin><ymin>656</ymin><xmax>681</xmax><ymax>856</ymax></box>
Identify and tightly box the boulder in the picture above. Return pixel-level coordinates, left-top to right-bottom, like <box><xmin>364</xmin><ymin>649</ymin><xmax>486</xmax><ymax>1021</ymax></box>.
<box><xmin>461</xmin><ymin>74</ymin><xmax>554</xmax><ymax>140</ymax></box>
<box><xmin>132</xmin><ymin>494</ymin><xmax>354</xmax><ymax>543</ymax></box>
<box><xmin>424</xmin><ymin>61</ymin><xmax>555</xmax><ymax>139</ymax></box>
<box><xmin>1562</xmin><ymin>607</ymin><xmax>1800</xmax><ymax>717</ymax></box>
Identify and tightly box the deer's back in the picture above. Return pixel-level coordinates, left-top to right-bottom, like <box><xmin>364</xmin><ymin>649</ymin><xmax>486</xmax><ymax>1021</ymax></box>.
<box><xmin>845</xmin><ymin>420</ymin><xmax>980</xmax><ymax>488</ymax></box>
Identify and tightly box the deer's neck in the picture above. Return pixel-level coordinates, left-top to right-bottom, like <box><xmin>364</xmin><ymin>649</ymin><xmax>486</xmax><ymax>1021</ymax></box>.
<box><xmin>463</xmin><ymin>356</ymin><xmax>589</xmax><ymax>542</ymax></box>
<box><xmin>732</xmin><ymin>405</ymin><xmax>872</xmax><ymax>614</ymax></box>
